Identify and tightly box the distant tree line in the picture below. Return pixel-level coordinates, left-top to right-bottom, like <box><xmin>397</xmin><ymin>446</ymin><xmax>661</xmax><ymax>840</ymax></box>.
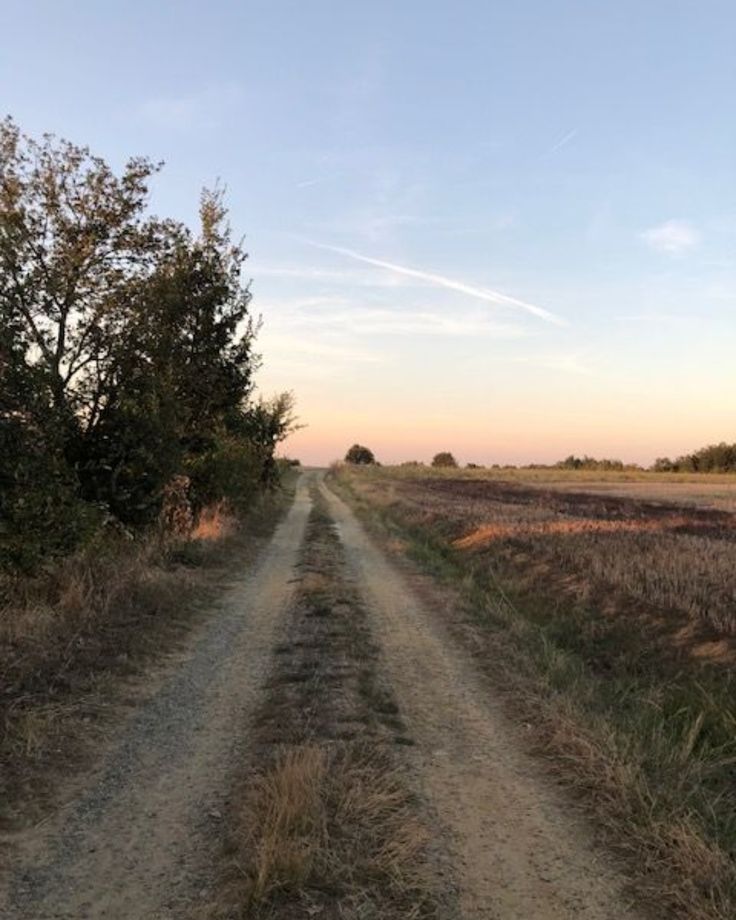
<box><xmin>343</xmin><ymin>447</ymin><xmax>462</xmax><ymax>469</ymax></box>
<box><xmin>344</xmin><ymin>445</ymin><xmax>736</xmax><ymax>475</ymax></box>
<box><xmin>0</xmin><ymin>118</ymin><xmax>295</xmax><ymax>572</ymax></box>
<box><xmin>554</xmin><ymin>455</ymin><xmax>630</xmax><ymax>471</ymax></box>
<box><xmin>652</xmin><ymin>443</ymin><xmax>736</xmax><ymax>473</ymax></box>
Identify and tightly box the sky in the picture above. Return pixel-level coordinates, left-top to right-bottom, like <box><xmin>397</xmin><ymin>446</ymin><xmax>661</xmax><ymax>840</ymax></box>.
<box><xmin>2</xmin><ymin>0</ymin><xmax>734</xmax><ymax>465</ymax></box>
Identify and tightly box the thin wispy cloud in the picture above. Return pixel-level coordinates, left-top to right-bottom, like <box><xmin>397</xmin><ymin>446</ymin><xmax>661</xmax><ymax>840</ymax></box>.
<box><xmin>509</xmin><ymin>353</ymin><xmax>592</xmax><ymax>375</ymax></box>
<box><xmin>262</xmin><ymin>333</ymin><xmax>385</xmax><ymax>365</ymax></box>
<box><xmin>252</xmin><ymin>264</ymin><xmax>415</xmax><ymax>289</ymax></box>
<box><xmin>640</xmin><ymin>220</ymin><xmax>700</xmax><ymax>255</ymax></box>
<box><xmin>267</xmin><ymin>301</ymin><xmax>527</xmax><ymax>339</ymax></box>
<box><xmin>304</xmin><ymin>242</ymin><xmax>566</xmax><ymax>325</ymax></box>
<box><xmin>296</xmin><ymin>177</ymin><xmax>332</xmax><ymax>189</ymax></box>
<box><xmin>138</xmin><ymin>84</ymin><xmax>243</xmax><ymax>130</ymax></box>
<box><xmin>614</xmin><ymin>312</ymin><xmax>689</xmax><ymax>323</ymax></box>
<box><xmin>546</xmin><ymin>127</ymin><xmax>578</xmax><ymax>156</ymax></box>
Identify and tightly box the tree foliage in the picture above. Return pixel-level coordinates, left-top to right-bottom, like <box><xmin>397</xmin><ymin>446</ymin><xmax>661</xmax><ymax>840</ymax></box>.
<box><xmin>345</xmin><ymin>444</ymin><xmax>376</xmax><ymax>465</ymax></box>
<box><xmin>0</xmin><ymin>119</ymin><xmax>295</xmax><ymax>570</ymax></box>
<box><xmin>431</xmin><ymin>451</ymin><xmax>458</xmax><ymax>468</ymax></box>
<box><xmin>555</xmin><ymin>455</ymin><xmax>626</xmax><ymax>471</ymax></box>
<box><xmin>652</xmin><ymin>443</ymin><xmax>736</xmax><ymax>473</ymax></box>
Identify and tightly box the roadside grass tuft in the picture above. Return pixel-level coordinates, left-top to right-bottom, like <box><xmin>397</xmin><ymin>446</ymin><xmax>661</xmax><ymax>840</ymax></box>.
<box><xmin>215</xmin><ymin>744</ymin><xmax>431</xmax><ymax>918</ymax></box>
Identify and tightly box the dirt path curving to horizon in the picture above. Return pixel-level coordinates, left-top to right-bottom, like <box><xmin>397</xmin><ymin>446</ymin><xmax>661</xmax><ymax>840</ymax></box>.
<box><xmin>321</xmin><ymin>479</ymin><xmax>641</xmax><ymax>920</ymax></box>
<box><xmin>1</xmin><ymin>472</ymin><xmax>316</xmax><ymax>920</ymax></box>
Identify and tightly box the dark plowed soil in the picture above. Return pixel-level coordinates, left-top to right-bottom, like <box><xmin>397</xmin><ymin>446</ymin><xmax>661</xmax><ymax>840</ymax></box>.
<box><xmin>413</xmin><ymin>478</ymin><xmax>736</xmax><ymax>537</ymax></box>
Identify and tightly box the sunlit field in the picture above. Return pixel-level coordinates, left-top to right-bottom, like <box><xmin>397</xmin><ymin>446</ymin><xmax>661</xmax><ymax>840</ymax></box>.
<box><xmin>372</xmin><ymin>465</ymin><xmax>736</xmax><ymax>511</ymax></box>
<box><xmin>334</xmin><ymin>463</ymin><xmax>736</xmax><ymax>917</ymax></box>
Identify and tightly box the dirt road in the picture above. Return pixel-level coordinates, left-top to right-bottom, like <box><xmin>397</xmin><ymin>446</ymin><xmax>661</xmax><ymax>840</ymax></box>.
<box><xmin>3</xmin><ymin>471</ymin><xmax>639</xmax><ymax>918</ymax></box>
<box><xmin>2</xmin><ymin>473</ymin><xmax>315</xmax><ymax>920</ymax></box>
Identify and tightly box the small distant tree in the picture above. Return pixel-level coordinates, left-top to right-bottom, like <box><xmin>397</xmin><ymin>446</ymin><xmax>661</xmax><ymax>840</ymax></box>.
<box><xmin>345</xmin><ymin>444</ymin><xmax>375</xmax><ymax>465</ymax></box>
<box><xmin>432</xmin><ymin>451</ymin><xmax>458</xmax><ymax>468</ymax></box>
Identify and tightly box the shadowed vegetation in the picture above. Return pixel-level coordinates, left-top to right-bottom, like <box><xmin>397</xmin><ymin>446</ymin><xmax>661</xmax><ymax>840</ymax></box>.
<box><xmin>0</xmin><ymin>475</ymin><xmax>297</xmax><ymax>829</ymax></box>
<box><xmin>0</xmin><ymin>117</ymin><xmax>296</xmax><ymax>573</ymax></box>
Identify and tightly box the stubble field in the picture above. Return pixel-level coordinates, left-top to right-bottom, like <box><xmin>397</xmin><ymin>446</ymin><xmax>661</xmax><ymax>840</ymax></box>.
<box><xmin>333</xmin><ymin>464</ymin><xmax>736</xmax><ymax>920</ymax></box>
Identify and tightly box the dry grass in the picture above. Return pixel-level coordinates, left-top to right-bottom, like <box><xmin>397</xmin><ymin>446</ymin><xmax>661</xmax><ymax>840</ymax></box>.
<box><xmin>207</xmin><ymin>495</ymin><xmax>447</xmax><ymax>920</ymax></box>
<box><xmin>333</xmin><ymin>465</ymin><xmax>736</xmax><ymax>920</ymax></box>
<box><xmin>449</xmin><ymin>510</ymin><xmax>736</xmax><ymax>636</ymax></box>
<box><xmin>191</xmin><ymin>502</ymin><xmax>238</xmax><ymax>541</ymax></box>
<box><xmin>1</xmin><ymin>539</ymin><xmax>189</xmax><ymax>824</ymax></box>
<box><xmin>0</xmin><ymin>485</ymin><xmax>296</xmax><ymax>829</ymax></box>
<box><xmin>214</xmin><ymin>744</ymin><xmax>431</xmax><ymax>919</ymax></box>
<box><xmin>351</xmin><ymin>470</ymin><xmax>736</xmax><ymax>638</ymax></box>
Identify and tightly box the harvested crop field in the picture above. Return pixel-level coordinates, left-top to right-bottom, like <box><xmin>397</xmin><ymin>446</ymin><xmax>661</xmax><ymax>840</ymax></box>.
<box><xmin>333</xmin><ymin>465</ymin><xmax>736</xmax><ymax>920</ymax></box>
<box><xmin>348</xmin><ymin>471</ymin><xmax>736</xmax><ymax>644</ymax></box>
<box><xmin>381</xmin><ymin>467</ymin><xmax>736</xmax><ymax>512</ymax></box>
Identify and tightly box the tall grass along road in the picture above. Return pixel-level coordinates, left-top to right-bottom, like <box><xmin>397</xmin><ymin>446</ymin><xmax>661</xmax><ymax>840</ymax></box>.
<box><xmin>2</xmin><ymin>473</ymin><xmax>314</xmax><ymax>920</ymax></box>
<box><xmin>321</xmin><ymin>479</ymin><xmax>639</xmax><ymax>919</ymax></box>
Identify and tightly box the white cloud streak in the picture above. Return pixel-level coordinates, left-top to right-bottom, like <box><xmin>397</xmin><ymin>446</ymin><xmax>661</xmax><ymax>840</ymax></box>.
<box><xmin>138</xmin><ymin>84</ymin><xmax>243</xmax><ymax>130</ymax></box>
<box><xmin>546</xmin><ymin>127</ymin><xmax>578</xmax><ymax>156</ymax></box>
<box><xmin>640</xmin><ymin>220</ymin><xmax>700</xmax><ymax>255</ymax></box>
<box><xmin>269</xmin><ymin>304</ymin><xmax>526</xmax><ymax>339</ymax></box>
<box><xmin>304</xmin><ymin>242</ymin><xmax>566</xmax><ymax>325</ymax></box>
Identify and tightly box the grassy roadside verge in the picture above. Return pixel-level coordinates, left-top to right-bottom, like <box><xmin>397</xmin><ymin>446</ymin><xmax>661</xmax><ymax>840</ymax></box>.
<box><xmin>330</xmin><ymin>468</ymin><xmax>736</xmax><ymax>920</ymax></box>
<box><xmin>207</xmin><ymin>493</ymin><xmax>452</xmax><ymax>920</ymax></box>
<box><xmin>0</xmin><ymin>473</ymin><xmax>298</xmax><ymax>831</ymax></box>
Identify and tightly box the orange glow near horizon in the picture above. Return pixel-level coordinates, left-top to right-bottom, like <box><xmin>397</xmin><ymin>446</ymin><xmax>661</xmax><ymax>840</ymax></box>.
<box><xmin>275</xmin><ymin>396</ymin><xmax>734</xmax><ymax>469</ymax></box>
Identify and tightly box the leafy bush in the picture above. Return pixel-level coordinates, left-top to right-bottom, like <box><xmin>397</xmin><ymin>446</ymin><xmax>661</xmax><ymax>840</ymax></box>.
<box><xmin>185</xmin><ymin>435</ymin><xmax>263</xmax><ymax>515</ymax></box>
<box><xmin>345</xmin><ymin>444</ymin><xmax>376</xmax><ymax>465</ymax></box>
<box><xmin>654</xmin><ymin>443</ymin><xmax>736</xmax><ymax>473</ymax></box>
<box><xmin>431</xmin><ymin>452</ymin><xmax>458</xmax><ymax>468</ymax></box>
<box><xmin>556</xmin><ymin>455</ymin><xmax>625</xmax><ymax>471</ymax></box>
<box><xmin>0</xmin><ymin>419</ymin><xmax>101</xmax><ymax>571</ymax></box>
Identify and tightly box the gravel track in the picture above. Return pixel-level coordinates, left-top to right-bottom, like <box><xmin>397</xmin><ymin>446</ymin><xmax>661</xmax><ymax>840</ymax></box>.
<box><xmin>1</xmin><ymin>472</ymin><xmax>314</xmax><ymax>920</ymax></box>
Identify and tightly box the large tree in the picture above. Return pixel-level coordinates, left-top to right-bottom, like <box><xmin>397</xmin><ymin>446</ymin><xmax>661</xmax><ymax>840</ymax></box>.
<box><xmin>81</xmin><ymin>188</ymin><xmax>261</xmax><ymax>521</ymax></box>
<box><xmin>0</xmin><ymin>116</ymin><xmax>165</xmax><ymax>440</ymax></box>
<box><xmin>1</xmin><ymin>119</ymin><xmax>283</xmax><ymax>559</ymax></box>
<box><xmin>0</xmin><ymin>119</ymin><xmax>170</xmax><ymax>557</ymax></box>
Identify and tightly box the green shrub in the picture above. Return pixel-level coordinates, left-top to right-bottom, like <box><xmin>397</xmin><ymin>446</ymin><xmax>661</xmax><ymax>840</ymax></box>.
<box><xmin>0</xmin><ymin>420</ymin><xmax>101</xmax><ymax>572</ymax></box>
<box><xmin>345</xmin><ymin>444</ymin><xmax>376</xmax><ymax>465</ymax></box>
<box><xmin>185</xmin><ymin>435</ymin><xmax>263</xmax><ymax>514</ymax></box>
<box><xmin>431</xmin><ymin>452</ymin><xmax>458</xmax><ymax>468</ymax></box>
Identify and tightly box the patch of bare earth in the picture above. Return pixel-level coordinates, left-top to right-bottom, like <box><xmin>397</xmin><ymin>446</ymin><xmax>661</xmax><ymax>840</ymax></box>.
<box><xmin>322</xmin><ymin>481</ymin><xmax>641</xmax><ymax>920</ymax></box>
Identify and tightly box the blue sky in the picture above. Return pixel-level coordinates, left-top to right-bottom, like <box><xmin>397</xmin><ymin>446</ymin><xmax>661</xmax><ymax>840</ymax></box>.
<box><xmin>3</xmin><ymin>1</ymin><xmax>734</xmax><ymax>464</ymax></box>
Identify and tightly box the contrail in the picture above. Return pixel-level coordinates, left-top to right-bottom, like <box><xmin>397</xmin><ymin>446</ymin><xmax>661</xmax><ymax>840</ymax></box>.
<box><xmin>547</xmin><ymin>127</ymin><xmax>578</xmax><ymax>156</ymax></box>
<box><xmin>305</xmin><ymin>241</ymin><xmax>565</xmax><ymax>325</ymax></box>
